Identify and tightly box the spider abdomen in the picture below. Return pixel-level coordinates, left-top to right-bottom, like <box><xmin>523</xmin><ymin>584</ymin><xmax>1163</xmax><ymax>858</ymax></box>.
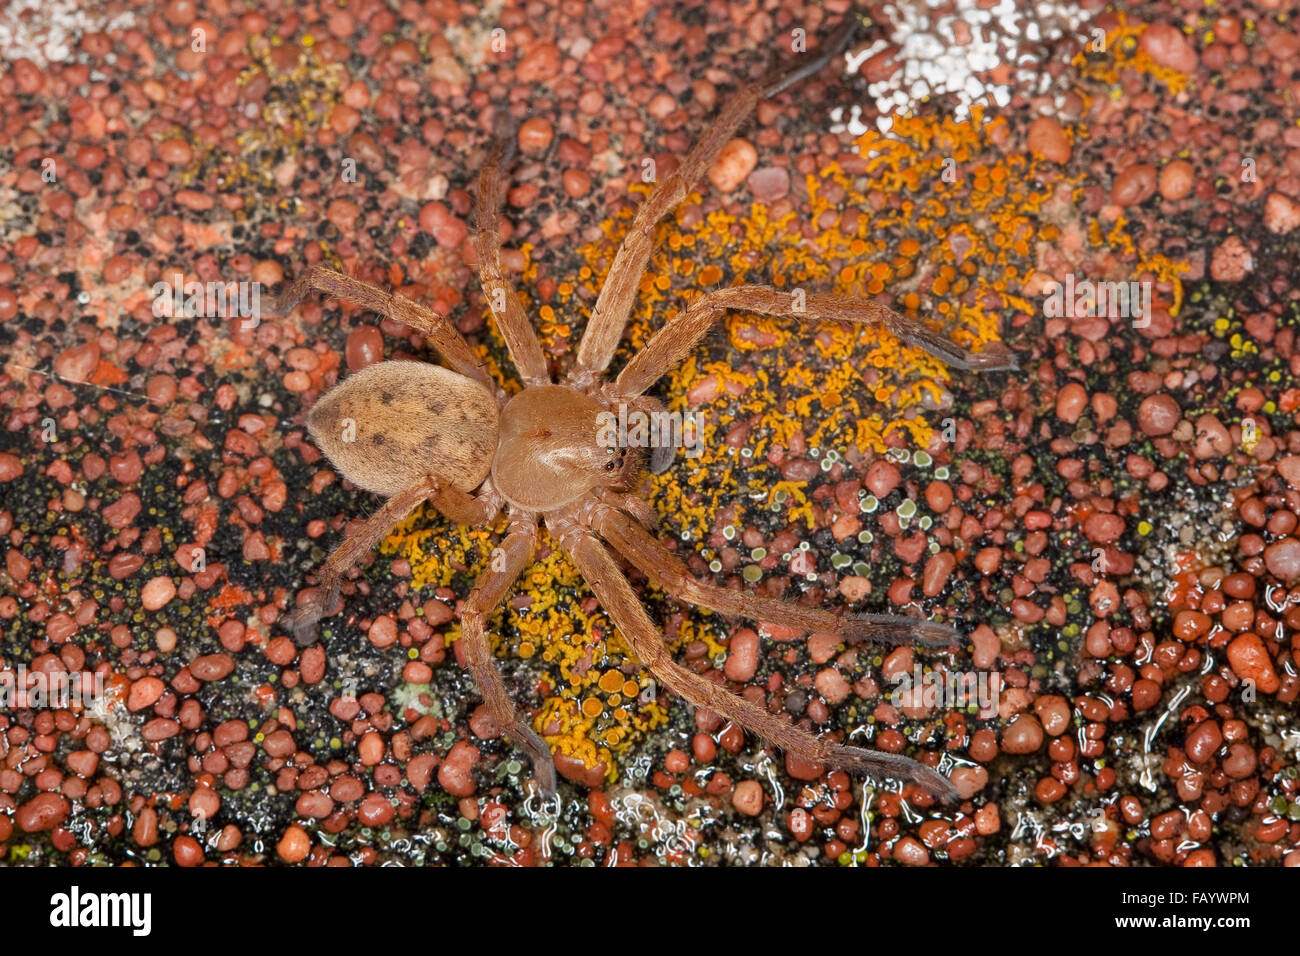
<box><xmin>306</xmin><ymin>360</ymin><xmax>498</xmax><ymax>497</ymax></box>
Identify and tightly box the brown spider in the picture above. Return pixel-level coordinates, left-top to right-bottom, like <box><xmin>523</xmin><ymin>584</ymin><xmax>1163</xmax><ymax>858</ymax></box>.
<box><xmin>273</xmin><ymin>19</ymin><xmax>1015</xmax><ymax>805</ymax></box>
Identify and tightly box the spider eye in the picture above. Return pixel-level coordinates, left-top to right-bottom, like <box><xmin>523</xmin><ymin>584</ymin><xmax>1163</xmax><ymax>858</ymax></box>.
<box><xmin>605</xmin><ymin>461</ymin><xmax>616</xmax><ymax>471</ymax></box>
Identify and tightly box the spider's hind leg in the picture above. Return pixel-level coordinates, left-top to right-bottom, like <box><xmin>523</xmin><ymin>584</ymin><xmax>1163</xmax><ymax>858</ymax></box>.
<box><xmin>286</xmin><ymin>479</ymin><xmax>440</xmax><ymax>646</ymax></box>
<box><xmin>270</xmin><ymin>266</ymin><xmax>492</xmax><ymax>389</ymax></box>
<box><xmin>286</xmin><ymin>478</ymin><xmax>501</xmax><ymax>646</ymax></box>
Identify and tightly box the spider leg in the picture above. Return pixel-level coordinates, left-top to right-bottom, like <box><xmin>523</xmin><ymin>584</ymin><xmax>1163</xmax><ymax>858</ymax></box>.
<box><xmin>458</xmin><ymin>509</ymin><xmax>557</xmax><ymax>796</ymax></box>
<box><xmin>286</xmin><ymin>476</ymin><xmax>500</xmax><ymax>646</ymax></box>
<box><xmin>583</xmin><ymin>500</ymin><xmax>958</xmax><ymax>646</ymax></box>
<box><xmin>475</xmin><ymin>121</ymin><xmax>551</xmax><ymax>386</ymax></box>
<box><xmin>271</xmin><ymin>266</ymin><xmax>492</xmax><ymax>390</ymax></box>
<box><xmin>613</xmin><ymin>285</ymin><xmax>1018</xmax><ymax>400</ymax></box>
<box><xmin>567</xmin><ymin>18</ymin><xmax>860</xmax><ymax>388</ymax></box>
<box><xmin>554</xmin><ymin>517</ymin><xmax>958</xmax><ymax>803</ymax></box>
<box><xmin>592</xmin><ymin>487</ymin><xmax>657</xmax><ymax>532</ymax></box>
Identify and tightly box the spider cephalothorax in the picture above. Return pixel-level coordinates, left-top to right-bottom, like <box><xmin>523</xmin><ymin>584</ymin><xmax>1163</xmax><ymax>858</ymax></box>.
<box><xmin>275</xmin><ymin>18</ymin><xmax>1016</xmax><ymax>804</ymax></box>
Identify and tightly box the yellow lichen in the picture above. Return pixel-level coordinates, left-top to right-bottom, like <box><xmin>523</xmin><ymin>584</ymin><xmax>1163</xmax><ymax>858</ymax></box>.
<box><xmin>381</xmin><ymin>514</ymin><xmax>670</xmax><ymax>780</ymax></box>
<box><xmin>382</xmin><ymin>105</ymin><xmax>1053</xmax><ymax>778</ymax></box>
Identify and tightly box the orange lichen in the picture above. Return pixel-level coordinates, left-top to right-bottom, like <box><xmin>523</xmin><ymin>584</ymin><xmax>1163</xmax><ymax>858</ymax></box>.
<box><xmin>1136</xmin><ymin>254</ymin><xmax>1189</xmax><ymax>317</ymax></box>
<box><xmin>1072</xmin><ymin>14</ymin><xmax>1192</xmax><ymax>96</ymax></box>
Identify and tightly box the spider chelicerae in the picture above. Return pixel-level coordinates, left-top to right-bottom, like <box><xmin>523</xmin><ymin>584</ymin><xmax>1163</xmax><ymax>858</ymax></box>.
<box><xmin>273</xmin><ymin>17</ymin><xmax>1015</xmax><ymax>804</ymax></box>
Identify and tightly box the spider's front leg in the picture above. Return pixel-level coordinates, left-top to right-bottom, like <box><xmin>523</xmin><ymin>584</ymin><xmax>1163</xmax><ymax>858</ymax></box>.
<box><xmin>614</xmin><ymin>285</ymin><xmax>1018</xmax><ymax>401</ymax></box>
<box><xmin>567</xmin><ymin>16</ymin><xmax>862</xmax><ymax>388</ymax></box>
<box><xmin>473</xmin><ymin>121</ymin><xmax>550</xmax><ymax>387</ymax></box>
<box><xmin>286</xmin><ymin>476</ymin><xmax>499</xmax><ymax>646</ymax></box>
<box><xmin>582</xmin><ymin>499</ymin><xmax>960</xmax><ymax>646</ymax></box>
<box><xmin>553</xmin><ymin>517</ymin><xmax>959</xmax><ymax>804</ymax></box>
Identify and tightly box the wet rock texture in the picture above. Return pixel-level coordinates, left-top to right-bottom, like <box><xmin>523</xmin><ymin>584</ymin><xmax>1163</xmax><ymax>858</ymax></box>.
<box><xmin>0</xmin><ymin>0</ymin><xmax>1298</xmax><ymax>866</ymax></box>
